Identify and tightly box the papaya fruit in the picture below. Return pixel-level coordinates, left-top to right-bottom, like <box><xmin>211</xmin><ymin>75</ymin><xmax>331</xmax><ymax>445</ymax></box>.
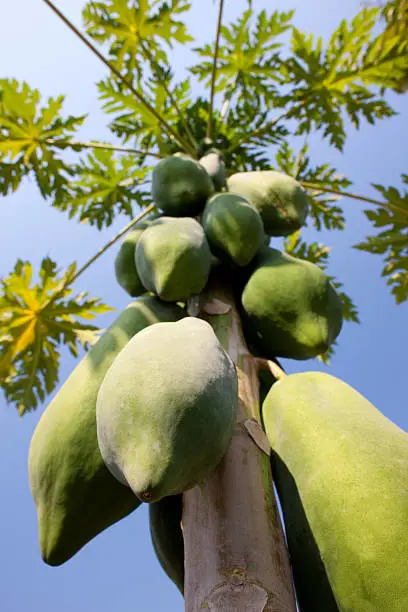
<box><xmin>96</xmin><ymin>317</ymin><xmax>238</xmax><ymax>502</ymax></box>
<box><xmin>199</xmin><ymin>150</ymin><xmax>227</xmax><ymax>192</ymax></box>
<box><xmin>263</xmin><ymin>372</ymin><xmax>408</xmax><ymax>612</ymax></box>
<box><xmin>152</xmin><ymin>154</ymin><xmax>214</xmax><ymax>217</ymax></box>
<box><xmin>202</xmin><ymin>192</ymin><xmax>265</xmax><ymax>267</ymax></box>
<box><xmin>241</xmin><ymin>247</ymin><xmax>343</xmax><ymax>360</ymax></box>
<box><xmin>114</xmin><ymin>223</ymin><xmax>148</xmax><ymax>297</ymax></box>
<box><xmin>227</xmin><ymin>171</ymin><xmax>309</xmax><ymax>236</ymax></box>
<box><xmin>135</xmin><ymin>217</ymin><xmax>212</xmax><ymax>302</ymax></box>
<box><xmin>28</xmin><ymin>297</ymin><xmax>185</xmax><ymax>566</ymax></box>
<box><xmin>149</xmin><ymin>495</ymin><xmax>184</xmax><ymax>594</ymax></box>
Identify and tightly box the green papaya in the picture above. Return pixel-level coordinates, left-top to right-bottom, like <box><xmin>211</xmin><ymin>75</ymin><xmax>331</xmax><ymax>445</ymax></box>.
<box><xmin>152</xmin><ymin>154</ymin><xmax>214</xmax><ymax>217</ymax></box>
<box><xmin>135</xmin><ymin>217</ymin><xmax>212</xmax><ymax>302</ymax></box>
<box><xmin>241</xmin><ymin>247</ymin><xmax>343</xmax><ymax>360</ymax></box>
<box><xmin>28</xmin><ymin>297</ymin><xmax>185</xmax><ymax>566</ymax></box>
<box><xmin>202</xmin><ymin>192</ymin><xmax>265</xmax><ymax>267</ymax></box>
<box><xmin>227</xmin><ymin>171</ymin><xmax>309</xmax><ymax>236</ymax></box>
<box><xmin>149</xmin><ymin>495</ymin><xmax>184</xmax><ymax>594</ymax></box>
<box><xmin>199</xmin><ymin>150</ymin><xmax>227</xmax><ymax>192</ymax></box>
<box><xmin>263</xmin><ymin>372</ymin><xmax>408</xmax><ymax>612</ymax></box>
<box><xmin>114</xmin><ymin>223</ymin><xmax>148</xmax><ymax>297</ymax></box>
<box><xmin>96</xmin><ymin>317</ymin><xmax>238</xmax><ymax>502</ymax></box>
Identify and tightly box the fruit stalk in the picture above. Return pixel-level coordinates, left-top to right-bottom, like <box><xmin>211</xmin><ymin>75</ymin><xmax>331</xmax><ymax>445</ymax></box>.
<box><xmin>182</xmin><ymin>271</ymin><xmax>296</xmax><ymax>611</ymax></box>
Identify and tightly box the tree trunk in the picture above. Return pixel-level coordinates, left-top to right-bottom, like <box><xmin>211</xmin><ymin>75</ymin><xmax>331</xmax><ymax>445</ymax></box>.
<box><xmin>182</xmin><ymin>272</ymin><xmax>296</xmax><ymax>611</ymax></box>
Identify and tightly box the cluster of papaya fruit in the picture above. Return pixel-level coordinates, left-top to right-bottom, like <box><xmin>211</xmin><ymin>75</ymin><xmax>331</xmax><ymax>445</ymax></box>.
<box><xmin>28</xmin><ymin>144</ymin><xmax>407</xmax><ymax>611</ymax></box>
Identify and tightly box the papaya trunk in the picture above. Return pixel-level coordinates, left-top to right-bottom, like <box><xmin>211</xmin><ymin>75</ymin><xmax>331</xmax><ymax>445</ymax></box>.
<box><xmin>182</xmin><ymin>272</ymin><xmax>296</xmax><ymax>611</ymax></box>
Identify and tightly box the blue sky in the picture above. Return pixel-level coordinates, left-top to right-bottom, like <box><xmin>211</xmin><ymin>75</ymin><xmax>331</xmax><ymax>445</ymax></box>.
<box><xmin>0</xmin><ymin>1</ymin><xmax>407</xmax><ymax>611</ymax></box>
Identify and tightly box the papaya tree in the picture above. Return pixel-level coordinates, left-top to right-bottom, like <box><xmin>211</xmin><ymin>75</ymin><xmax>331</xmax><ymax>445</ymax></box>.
<box><xmin>1</xmin><ymin>0</ymin><xmax>408</xmax><ymax>610</ymax></box>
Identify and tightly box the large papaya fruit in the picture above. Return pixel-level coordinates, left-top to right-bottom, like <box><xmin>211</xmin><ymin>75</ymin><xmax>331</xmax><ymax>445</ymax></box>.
<box><xmin>135</xmin><ymin>217</ymin><xmax>212</xmax><ymax>301</ymax></box>
<box><xmin>202</xmin><ymin>192</ymin><xmax>265</xmax><ymax>267</ymax></box>
<box><xmin>263</xmin><ymin>372</ymin><xmax>408</xmax><ymax>612</ymax></box>
<box><xmin>152</xmin><ymin>154</ymin><xmax>214</xmax><ymax>216</ymax></box>
<box><xmin>227</xmin><ymin>171</ymin><xmax>309</xmax><ymax>236</ymax></box>
<box><xmin>241</xmin><ymin>247</ymin><xmax>343</xmax><ymax>359</ymax></box>
<box><xmin>149</xmin><ymin>495</ymin><xmax>184</xmax><ymax>594</ymax></box>
<box><xmin>96</xmin><ymin>317</ymin><xmax>238</xmax><ymax>502</ymax></box>
<box><xmin>114</xmin><ymin>223</ymin><xmax>148</xmax><ymax>297</ymax></box>
<box><xmin>28</xmin><ymin>297</ymin><xmax>185</xmax><ymax>566</ymax></box>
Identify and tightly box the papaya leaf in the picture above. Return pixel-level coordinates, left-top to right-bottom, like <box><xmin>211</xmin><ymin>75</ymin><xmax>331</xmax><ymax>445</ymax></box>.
<box><xmin>56</xmin><ymin>149</ymin><xmax>152</xmax><ymax>229</ymax></box>
<box><xmin>0</xmin><ymin>79</ymin><xmax>86</xmax><ymax>200</ymax></box>
<box><xmin>280</xmin><ymin>8</ymin><xmax>397</xmax><ymax>150</ymax></box>
<box><xmin>272</xmin><ymin>141</ymin><xmax>350</xmax><ymax>231</ymax></box>
<box><xmin>190</xmin><ymin>8</ymin><xmax>293</xmax><ymax>104</ymax></box>
<box><xmin>354</xmin><ymin>175</ymin><xmax>408</xmax><ymax>304</ymax></box>
<box><xmin>284</xmin><ymin>232</ymin><xmax>360</xmax><ymax>323</ymax></box>
<box><xmin>0</xmin><ymin>258</ymin><xmax>113</xmax><ymax>415</ymax></box>
<box><xmin>83</xmin><ymin>0</ymin><xmax>193</xmax><ymax>76</ymax></box>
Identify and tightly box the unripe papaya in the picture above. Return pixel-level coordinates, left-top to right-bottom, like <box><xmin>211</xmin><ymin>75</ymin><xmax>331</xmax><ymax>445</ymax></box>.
<box><xmin>227</xmin><ymin>171</ymin><xmax>309</xmax><ymax>236</ymax></box>
<box><xmin>114</xmin><ymin>223</ymin><xmax>148</xmax><ymax>297</ymax></box>
<box><xmin>202</xmin><ymin>192</ymin><xmax>265</xmax><ymax>267</ymax></box>
<box><xmin>135</xmin><ymin>217</ymin><xmax>212</xmax><ymax>301</ymax></box>
<box><xmin>96</xmin><ymin>317</ymin><xmax>238</xmax><ymax>502</ymax></box>
<box><xmin>149</xmin><ymin>495</ymin><xmax>184</xmax><ymax>594</ymax></box>
<box><xmin>152</xmin><ymin>154</ymin><xmax>214</xmax><ymax>216</ymax></box>
<box><xmin>28</xmin><ymin>297</ymin><xmax>185</xmax><ymax>566</ymax></box>
<box><xmin>263</xmin><ymin>372</ymin><xmax>408</xmax><ymax>612</ymax></box>
<box><xmin>199</xmin><ymin>150</ymin><xmax>227</xmax><ymax>192</ymax></box>
<box><xmin>241</xmin><ymin>247</ymin><xmax>342</xmax><ymax>360</ymax></box>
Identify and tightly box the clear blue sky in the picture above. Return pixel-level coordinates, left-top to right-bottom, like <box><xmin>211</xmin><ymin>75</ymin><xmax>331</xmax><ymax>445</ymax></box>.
<box><xmin>0</xmin><ymin>1</ymin><xmax>407</xmax><ymax>611</ymax></box>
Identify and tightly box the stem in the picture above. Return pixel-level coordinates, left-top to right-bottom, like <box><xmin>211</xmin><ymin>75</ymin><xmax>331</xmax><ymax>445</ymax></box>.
<box><xmin>207</xmin><ymin>0</ymin><xmax>225</xmax><ymax>140</ymax></box>
<box><xmin>220</xmin><ymin>75</ymin><xmax>239</xmax><ymax>124</ymax></box>
<box><xmin>139</xmin><ymin>41</ymin><xmax>198</xmax><ymax>154</ymax></box>
<box><xmin>227</xmin><ymin>111</ymin><xmax>289</xmax><ymax>154</ymax></box>
<box><xmin>45</xmin><ymin>139</ymin><xmax>162</xmax><ymax>158</ymax></box>
<box><xmin>183</xmin><ymin>273</ymin><xmax>296</xmax><ymax>611</ymax></box>
<box><xmin>300</xmin><ymin>181</ymin><xmax>408</xmax><ymax>217</ymax></box>
<box><xmin>41</xmin><ymin>0</ymin><xmax>194</xmax><ymax>156</ymax></box>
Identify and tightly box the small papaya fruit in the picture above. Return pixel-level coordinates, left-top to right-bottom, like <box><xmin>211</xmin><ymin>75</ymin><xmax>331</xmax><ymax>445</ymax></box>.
<box><xmin>202</xmin><ymin>192</ymin><xmax>265</xmax><ymax>267</ymax></box>
<box><xmin>135</xmin><ymin>217</ymin><xmax>212</xmax><ymax>301</ymax></box>
<box><xmin>263</xmin><ymin>372</ymin><xmax>408</xmax><ymax>612</ymax></box>
<box><xmin>152</xmin><ymin>154</ymin><xmax>214</xmax><ymax>216</ymax></box>
<box><xmin>28</xmin><ymin>297</ymin><xmax>185</xmax><ymax>566</ymax></box>
<box><xmin>241</xmin><ymin>247</ymin><xmax>342</xmax><ymax>360</ymax></box>
<box><xmin>199</xmin><ymin>150</ymin><xmax>227</xmax><ymax>192</ymax></box>
<box><xmin>227</xmin><ymin>171</ymin><xmax>309</xmax><ymax>236</ymax></box>
<box><xmin>96</xmin><ymin>317</ymin><xmax>238</xmax><ymax>502</ymax></box>
<box><xmin>114</xmin><ymin>223</ymin><xmax>148</xmax><ymax>297</ymax></box>
<box><xmin>149</xmin><ymin>495</ymin><xmax>184</xmax><ymax>594</ymax></box>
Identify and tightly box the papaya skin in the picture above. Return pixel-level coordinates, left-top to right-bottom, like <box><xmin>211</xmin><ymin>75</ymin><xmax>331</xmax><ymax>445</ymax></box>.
<box><xmin>96</xmin><ymin>317</ymin><xmax>238</xmax><ymax>502</ymax></box>
<box><xmin>263</xmin><ymin>372</ymin><xmax>408</xmax><ymax>612</ymax></box>
<box><xmin>241</xmin><ymin>247</ymin><xmax>343</xmax><ymax>360</ymax></box>
<box><xmin>135</xmin><ymin>217</ymin><xmax>212</xmax><ymax>302</ymax></box>
<box><xmin>114</xmin><ymin>224</ymin><xmax>147</xmax><ymax>297</ymax></box>
<box><xmin>152</xmin><ymin>154</ymin><xmax>214</xmax><ymax>217</ymax></box>
<box><xmin>198</xmin><ymin>150</ymin><xmax>227</xmax><ymax>192</ymax></box>
<box><xmin>202</xmin><ymin>192</ymin><xmax>265</xmax><ymax>267</ymax></box>
<box><xmin>227</xmin><ymin>170</ymin><xmax>309</xmax><ymax>237</ymax></box>
<box><xmin>28</xmin><ymin>297</ymin><xmax>186</xmax><ymax>566</ymax></box>
<box><xmin>149</xmin><ymin>495</ymin><xmax>184</xmax><ymax>594</ymax></box>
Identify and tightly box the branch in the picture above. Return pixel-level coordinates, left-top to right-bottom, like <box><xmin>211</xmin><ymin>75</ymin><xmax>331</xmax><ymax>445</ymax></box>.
<box><xmin>300</xmin><ymin>181</ymin><xmax>408</xmax><ymax>218</ymax></box>
<box><xmin>139</xmin><ymin>41</ymin><xmax>198</xmax><ymax>154</ymax></box>
<box><xmin>41</xmin><ymin>0</ymin><xmax>195</xmax><ymax>156</ymax></box>
<box><xmin>227</xmin><ymin>111</ymin><xmax>289</xmax><ymax>154</ymax></box>
<box><xmin>219</xmin><ymin>75</ymin><xmax>239</xmax><ymax>124</ymax></box>
<box><xmin>207</xmin><ymin>0</ymin><xmax>225</xmax><ymax>139</ymax></box>
<box><xmin>45</xmin><ymin>139</ymin><xmax>162</xmax><ymax>158</ymax></box>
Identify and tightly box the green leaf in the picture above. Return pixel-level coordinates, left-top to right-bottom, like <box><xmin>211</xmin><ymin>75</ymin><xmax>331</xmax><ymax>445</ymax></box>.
<box><xmin>0</xmin><ymin>258</ymin><xmax>113</xmax><ymax>415</ymax></box>
<box><xmin>83</xmin><ymin>0</ymin><xmax>193</xmax><ymax>76</ymax></box>
<box><xmin>0</xmin><ymin>78</ymin><xmax>86</xmax><ymax>199</ymax></box>
<box><xmin>55</xmin><ymin>149</ymin><xmax>152</xmax><ymax>229</ymax></box>
<box><xmin>354</xmin><ymin>174</ymin><xmax>408</xmax><ymax>304</ymax></box>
